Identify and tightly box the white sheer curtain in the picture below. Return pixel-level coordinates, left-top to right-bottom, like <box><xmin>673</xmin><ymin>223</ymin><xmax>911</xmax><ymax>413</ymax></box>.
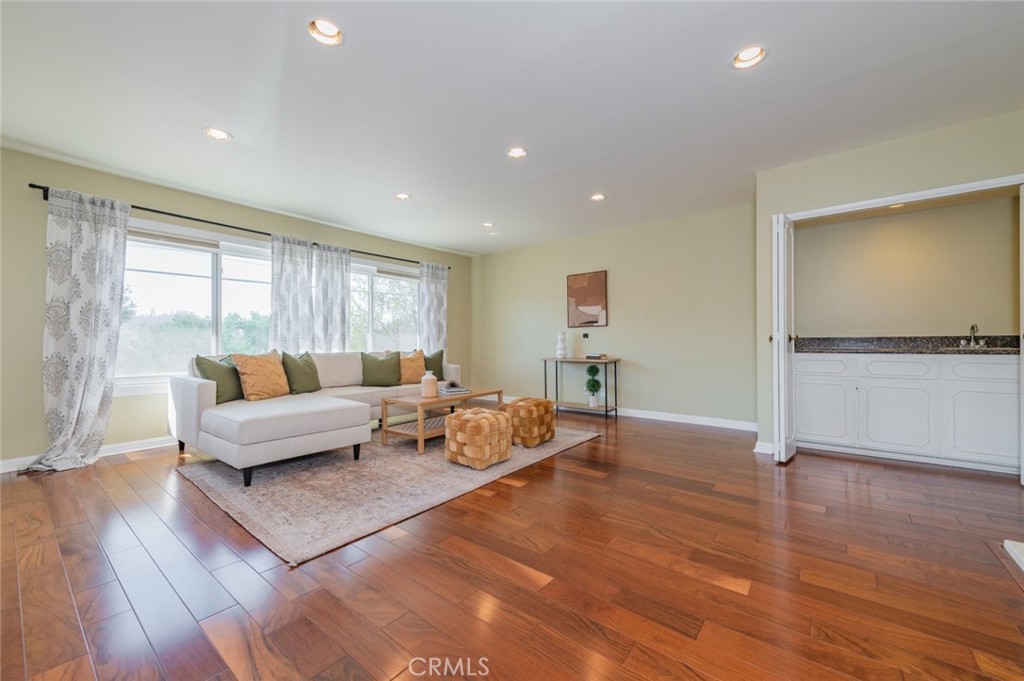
<box><xmin>313</xmin><ymin>243</ymin><xmax>350</xmax><ymax>352</ymax></box>
<box><xmin>418</xmin><ymin>262</ymin><xmax>448</xmax><ymax>355</ymax></box>
<box><xmin>29</xmin><ymin>189</ymin><xmax>130</xmax><ymax>472</ymax></box>
<box><xmin>270</xmin><ymin>236</ymin><xmax>314</xmax><ymax>352</ymax></box>
<box><xmin>271</xmin><ymin>235</ymin><xmax>350</xmax><ymax>352</ymax></box>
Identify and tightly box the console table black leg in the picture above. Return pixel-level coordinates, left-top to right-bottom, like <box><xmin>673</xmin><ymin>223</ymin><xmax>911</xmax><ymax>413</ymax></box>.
<box><xmin>243</xmin><ymin>467</ymin><xmax>253</xmax><ymax>487</ymax></box>
<box><xmin>603</xmin><ymin>363</ymin><xmax>609</xmax><ymax>419</ymax></box>
<box><xmin>178</xmin><ymin>440</ymin><xmax>185</xmax><ymax>452</ymax></box>
<box><xmin>614</xmin><ymin>361</ymin><xmax>619</xmax><ymax>418</ymax></box>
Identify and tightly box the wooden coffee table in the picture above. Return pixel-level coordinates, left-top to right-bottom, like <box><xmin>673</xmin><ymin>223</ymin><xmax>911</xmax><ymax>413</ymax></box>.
<box><xmin>381</xmin><ymin>388</ymin><xmax>504</xmax><ymax>454</ymax></box>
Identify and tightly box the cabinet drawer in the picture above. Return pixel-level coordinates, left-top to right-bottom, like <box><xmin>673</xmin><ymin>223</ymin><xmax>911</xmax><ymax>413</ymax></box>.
<box><xmin>858</xmin><ymin>355</ymin><xmax>939</xmax><ymax>380</ymax></box>
<box><xmin>794</xmin><ymin>354</ymin><xmax>856</xmax><ymax>377</ymax></box>
<box><xmin>940</xmin><ymin>355</ymin><xmax>1020</xmax><ymax>383</ymax></box>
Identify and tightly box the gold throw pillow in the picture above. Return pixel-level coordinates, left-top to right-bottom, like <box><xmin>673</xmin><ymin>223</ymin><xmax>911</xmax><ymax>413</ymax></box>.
<box><xmin>232</xmin><ymin>351</ymin><xmax>290</xmax><ymax>401</ymax></box>
<box><xmin>400</xmin><ymin>350</ymin><xmax>427</xmax><ymax>384</ymax></box>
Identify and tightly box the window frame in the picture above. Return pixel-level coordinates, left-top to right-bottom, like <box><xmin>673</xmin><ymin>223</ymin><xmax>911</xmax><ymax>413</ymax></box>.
<box><xmin>114</xmin><ymin>217</ymin><xmax>271</xmax><ymax>396</ymax></box>
<box><xmin>349</xmin><ymin>259</ymin><xmax>420</xmax><ymax>352</ymax></box>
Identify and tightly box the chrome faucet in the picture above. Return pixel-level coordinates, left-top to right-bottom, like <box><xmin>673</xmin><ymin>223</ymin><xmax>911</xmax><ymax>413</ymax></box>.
<box><xmin>960</xmin><ymin>323</ymin><xmax>986</xmax><ymax>347</ymax></box>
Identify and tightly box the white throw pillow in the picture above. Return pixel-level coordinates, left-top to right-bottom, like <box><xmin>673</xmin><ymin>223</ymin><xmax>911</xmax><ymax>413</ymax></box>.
<box><xmin>310</xmin><ymin>352</ymin><xmax>363</xmax><ymax>388</ymax></box>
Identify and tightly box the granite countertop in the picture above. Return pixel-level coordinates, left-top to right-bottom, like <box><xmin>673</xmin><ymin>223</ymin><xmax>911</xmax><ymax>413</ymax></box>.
<box><xmin>795</xmin><ymin>336</ymin><xmax>1020</xmax><ymax>355</ymax></box>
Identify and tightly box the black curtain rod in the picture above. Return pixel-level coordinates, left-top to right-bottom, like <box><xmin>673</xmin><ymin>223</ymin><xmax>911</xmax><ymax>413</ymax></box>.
<box><xmin>28</xmin><ymin>183</ymin><xmax>432</xmax><ymax>268</ymax></box>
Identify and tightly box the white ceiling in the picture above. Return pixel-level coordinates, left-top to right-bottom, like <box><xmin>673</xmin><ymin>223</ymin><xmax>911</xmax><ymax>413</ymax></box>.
<box><xmin>3</xmin><ymin>2</ymin><xmax>1022</xmax><ymax>255</ymax></box>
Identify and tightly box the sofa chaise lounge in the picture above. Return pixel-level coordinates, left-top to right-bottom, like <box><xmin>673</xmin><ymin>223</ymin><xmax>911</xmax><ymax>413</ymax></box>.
<box><xmin>169</xmin><ymin>352</ymin><xmax>461</xmax><ymax>485</ymax></box>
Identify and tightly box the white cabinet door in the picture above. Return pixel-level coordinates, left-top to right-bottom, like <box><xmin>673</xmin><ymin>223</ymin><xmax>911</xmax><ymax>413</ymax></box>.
<box><xmin>795</xmin><ymin>377</ymin><xmax>857</xmax><ymax>445</ymax></box>
<box><xmin>941</xmin><ymin>381</ymin><xmax>1020</xmax><ymax>469</ymax></box>
<box><xmin>858</xmin><ymin>378</ymin><xmax>940</xmax><ymax>455</ymax></box>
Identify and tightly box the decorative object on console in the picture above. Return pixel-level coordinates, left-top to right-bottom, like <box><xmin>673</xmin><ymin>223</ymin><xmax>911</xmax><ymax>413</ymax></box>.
<box><xmin>567</xmin><ymin>270</ymin><xmax>608</xmax><ymax>328</ymax></box>
<box><xmin>585</xmin><ymin>353</ymin><xmax>607</xmax><ymax>360</ymax></box>
<box><xmin>555</xmin><ymin>331</ymin><xmax>567</xmax><ymax>358</ymax></box>
<box><xmin>585</xmin><ymin>364</ymin><xmax>602</xmax><ymax>407</ymax></box>
<box><xmin>420</xmin><ymin>369</ymin><xmax>439</xmax><ymax>397</ymax></box>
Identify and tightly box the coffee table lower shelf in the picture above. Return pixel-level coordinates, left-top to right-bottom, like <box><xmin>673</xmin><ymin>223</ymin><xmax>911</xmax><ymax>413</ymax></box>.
<box><xmin>383</xmin><ymin>415</ymin><xmax>448</xmax><ymax>444</ymax></box>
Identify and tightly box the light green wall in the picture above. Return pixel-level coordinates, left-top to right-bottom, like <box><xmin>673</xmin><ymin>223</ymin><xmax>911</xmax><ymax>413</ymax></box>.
<box><xmin>795</xmin><ymin>197</ymin><xmax>1019</xmax><ymax>337</ymax></box>
<box><xmin>472</xmin><ymin>203</ymin><xmax>756</xmax><ymax>424</ymax></box>
<box><xmin>756</xmin><ymin>109</ymin><xmax>1024</xmax><ymax>443</ymax></box>
<box><xmin>0</xmin><ymin>148</ymin><xmax>473</xmax><ymax>460</ymax></box>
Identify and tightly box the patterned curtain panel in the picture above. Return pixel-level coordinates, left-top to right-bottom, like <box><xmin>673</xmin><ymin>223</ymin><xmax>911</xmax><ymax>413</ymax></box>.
<box><xmin>270</xmin><ymin>236</ymin><xmax>315</xmax><ymax>352</ymax></box>
<box><xmin>313</xmin><ymin>243</ymin><xmax>350</xmax><ymax>352</ymax></box>
<box><xmin>271</xmin><ymin>236</ymin><xmax>350</xmax><ymax>353</ymax></box>
<box><xmin>30</xmin><ymin>189</ymin><xmax>130</xmax><ymax>472</ymax></box>
<box><xmin>418</xmin><ymin>262</ymin><xmax>448</xmax><ymax>356</ymax></box>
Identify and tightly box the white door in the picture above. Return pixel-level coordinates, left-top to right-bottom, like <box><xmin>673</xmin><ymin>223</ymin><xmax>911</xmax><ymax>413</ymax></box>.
<box><xmin>772</xmin><ymin>214</ymin><xmax>796</xmax><ymax>462</ymax></box>
<box><xmin>1019</xmin><ymin>184</ymin><xmax>1023</xmax><ymax>484</ymax></box>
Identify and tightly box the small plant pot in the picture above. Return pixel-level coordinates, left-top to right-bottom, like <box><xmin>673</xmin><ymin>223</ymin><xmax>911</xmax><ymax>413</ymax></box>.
<box><xmin>588</xmin><ymin>395</ymin><xmax>600</xmax><ymax>408</ymax></box>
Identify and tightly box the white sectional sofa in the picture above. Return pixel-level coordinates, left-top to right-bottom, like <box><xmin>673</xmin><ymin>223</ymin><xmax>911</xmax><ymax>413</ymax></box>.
<box><xmin>169</xmin><ymin>352</ymin><xmax>460</xmax><ymax>486</ymax></box>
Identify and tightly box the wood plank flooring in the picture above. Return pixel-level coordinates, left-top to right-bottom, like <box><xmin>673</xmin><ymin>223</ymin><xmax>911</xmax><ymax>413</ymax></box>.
<box><xmin>2</xmin><ymin>413</ymin><xmax>1023</xmax><ymax>680</ymax></box>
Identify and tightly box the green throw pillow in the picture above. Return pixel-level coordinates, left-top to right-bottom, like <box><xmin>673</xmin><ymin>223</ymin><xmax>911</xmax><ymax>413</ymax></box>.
<box><xmin>282</xmin><ymin>351</ymin><xmax>321</xmax><ymax>394</ymax></box>
<box><xmin>361</xmin><ymin>352</ymin><xmax>401</xmax><ymax>387</ymax></box>
<box><xmin>194</xmin><ymin>355</ymin><xmax>243</xmax><ymax>404</ymax></box>
<box><xmin>423</xmin><ymin>349</ymin><xmax>444</xmax><ymax>380</ymax></box>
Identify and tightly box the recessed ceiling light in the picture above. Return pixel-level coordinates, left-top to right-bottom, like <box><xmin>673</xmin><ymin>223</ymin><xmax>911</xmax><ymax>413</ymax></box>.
<box><xmin>308</xmin><ymin>18</ymin><xmax>343</xmax><ymax>46</ymax></box>
<box><xmin>202</xmin><ymin>127</ymin><xmax>232</xmax><ymax>142</ymax></box>
<box><xmin>489</xmin><ymin>231</ymin><xmax>498</xmax><ymax>236</ymax></box>
<box><xmin>590</xmin><ymin>193</ymin><xmax>606</xmax><ymax>202</ymax></box>
<box><xmin>394</xmin><ymin>193</ymin><xmax>412</xmax><ymax>201</ymax></box>
<box><xmin>506</xmin><ymin>146</ymin><xmax>528</xmax><ymax>159</ymax></box>
<box><xmin>732</xmin><ymin>45</ymin><xmax>766</xmax><ymax>69</ymax></box>
<box><xmin>482</xmin><ymin>222</ymin><xmax>494</xmax><ymax>228</ymax></box>
<box><xmin>889</xmin><ymin>203</ymin><xmax>905</xmax><ymax>209</ymax></box>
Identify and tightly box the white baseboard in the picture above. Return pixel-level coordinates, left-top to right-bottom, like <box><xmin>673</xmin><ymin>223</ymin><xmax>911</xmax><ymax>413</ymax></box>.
<box><xmin>0</xmin><ymin>435</ymin><xmax>178</xmax><ymax>474</ymax></box>
<box><xmin>615</xmin><ymin>407</ymin><xmax>756</xmax><ymax>433</ymax></box>
<box><xmin>794</xmin><ymin>440</ymin><xmax>1018</xmax><ymax>475</ymax></box>
<box><xmin>753</xmin><ymin>441</ymin><xmax>775</xmax><ymax>455</ymax></box>
<box><xmin>479</xmin><ymin>394</ymin><xmax>757</xmax><ymax>434</ymax></box>
<box><xmin>1005</xmin><ymin>540</ymin><xmax>1024</xmax><ymax>574</ymax></box>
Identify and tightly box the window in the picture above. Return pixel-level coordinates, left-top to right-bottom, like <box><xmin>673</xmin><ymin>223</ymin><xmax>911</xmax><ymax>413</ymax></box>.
<box><xmin>348</xmin><ymin>264</ymin><xmax>419</xmax><ymax>352</ymax></box>
<box><xmin>116</xmin><ymin>229</ymin><xmax>271</xmax><ymax>380</ymax></box>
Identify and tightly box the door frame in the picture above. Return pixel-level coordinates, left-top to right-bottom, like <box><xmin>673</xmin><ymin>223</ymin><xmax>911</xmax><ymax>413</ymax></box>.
<box><xmin>770</xmin><ymin>173</ymin><xmax>1024</xmax><ymax>477</ymax></box>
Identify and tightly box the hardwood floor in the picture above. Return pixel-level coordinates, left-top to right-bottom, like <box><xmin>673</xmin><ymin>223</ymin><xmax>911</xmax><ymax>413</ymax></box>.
<box><xmin>2</xmin><ymin>413</ymin><xmax>1023</xmax><ymax>680</ymax></box>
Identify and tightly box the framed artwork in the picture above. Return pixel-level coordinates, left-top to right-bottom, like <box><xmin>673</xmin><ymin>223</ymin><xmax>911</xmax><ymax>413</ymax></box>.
<box><xmin>567</xmin><ymin>270</ymin><xmax>607</xmax><ymax>327</ymax></box>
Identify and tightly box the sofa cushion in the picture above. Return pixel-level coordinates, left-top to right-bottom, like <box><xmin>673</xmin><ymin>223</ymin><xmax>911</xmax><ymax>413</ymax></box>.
<box><xmin>424</xmin><ymin>349</ymin><xmax>444</xmax><ymax>380</ymax></box>
<box><xmin>320</xmin><ymin>385</ymin><xmax>401</xmax><ymax>407</ymax></box>
<box><xmin>233</xmin><ymin>351</ymin><xmax>290</xmax><ymax>401</ymax></box>
<box><xmin>201</xmin><ymin>394</ymin><xmax>369</xmax><ymax>445</ymax></box>
<box><xmin>282</xmin><ymin>351</ymin><xmax>321</xmax><ymax>394</ymax></box>
<box><xmin>400</xmin><ymin>350</ymin><xmax>426</xmax><ymax>384</ymax></box>
<box><xmin>311</xmin><ymin>352</ymin><xmax>362</xmax><ymax>388</ymax></box>
<box><xmin>362</xmin><ymin>352</ymin><xmax>401</xmax><ymax>386</ymax></box>
<box><xmin>194</xmin><ymin>355</ymin><xmax>243</xmax><ymax>404</ymax></box>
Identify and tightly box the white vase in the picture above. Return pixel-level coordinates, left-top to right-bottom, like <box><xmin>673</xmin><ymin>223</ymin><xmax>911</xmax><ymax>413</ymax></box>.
<box><xmin>555</xmin><ymin>332</ymin><xmax>567</xmax><ymax>359</ymax></box>
<box><xmin>588</xmin><ymin>395</ymin><xmax>600</xmax><ymax>408</ymax></box>
<box><xmin>420</xmin><ymin>370</ymin><xmax>438</xmax><ymax>397</ymax></box>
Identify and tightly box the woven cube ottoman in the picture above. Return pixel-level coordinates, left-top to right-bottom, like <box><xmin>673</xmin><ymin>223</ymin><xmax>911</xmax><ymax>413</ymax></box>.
<box><xmin>500</xmin><ymin>397</ymin><xmax>555</xmax><ymax>448</ymax></box>
<box><xmin>445</xmin><ymin>408</ymin><xmax>512</xmax><ymax>470</ymax></box>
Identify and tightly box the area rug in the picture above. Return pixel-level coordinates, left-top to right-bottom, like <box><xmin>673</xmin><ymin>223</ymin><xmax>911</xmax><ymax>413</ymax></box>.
<box><xmin>176</xmin><ymin>428</ymin><xmax>599</xmax><ymax>565</ymax></box>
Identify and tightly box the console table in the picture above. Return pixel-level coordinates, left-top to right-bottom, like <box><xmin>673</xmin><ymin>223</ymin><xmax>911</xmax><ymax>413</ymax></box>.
<box><xmin>541</xmin><ymin>357</ymin><xmax>620</xmax><ymax>418</ymax></box>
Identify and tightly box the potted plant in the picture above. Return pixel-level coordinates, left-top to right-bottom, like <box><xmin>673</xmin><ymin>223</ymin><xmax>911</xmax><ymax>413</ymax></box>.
<box><xmin>585</xmin><ymin>365</ymin><xmax>602</xmax><ymax>408</ymax></box>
